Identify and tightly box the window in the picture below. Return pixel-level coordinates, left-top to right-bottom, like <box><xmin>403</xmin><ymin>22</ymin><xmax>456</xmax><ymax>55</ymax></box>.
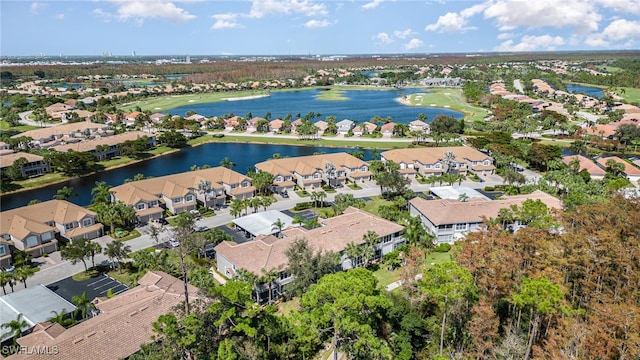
<box><xmin>279</xmin><ymin>271</ymin><xmax>291</xmax><ymax>281</ymax></box>
<box><xmin>483</xmin><ymin>160</ymin><xmax>490</xmax><ymax>165</ymax></box>
<box><xmin>313</xmin><ymin>173</ymin><xmax>320</xmax><ymax>179</ymax></box>
<box><xmin>0</xmin><ymin>246</ymin><xmax>5</xmax><ymax>256</ymax></box>
<box><xmin>185</xmin><ymin>195</ymin><xmax>194</xmax><ymax>202</ymax></box>
<box><xmin>41</xmin><ymin>232</ymin><xmax>53</xmax><ymax>242</ymax></box>
<box><xmin>136</xmin><ymin>203</ymin><xmax>146</xmax><ymax>210</ymax></box>
<box><xmin>65</xmin><ymin>223</ymin><xmax>75</xmax><ymax>230</ymax></box>
<box><xmin>173</xmin><ymin>197</ymin><xmax>182</xmax><ymax>203</ymax></box>
<box><xmin>242</xmin><ymin>181</ymin><xmax>249</xmax><ymax>187</ymax></box>
<box><xmin>434</xmin><ymin>164</ymin><xmax>441</xmax><ymax>169</ymax></box>
<box><xmin>455</xmin><ymin>223</ymin><xmax>467</xmax><ymax>231</ymax></box>
<box><xmin>26</xmin><ymin>235</ymin><xmax>39</xmax><ymax>248</ymax></box>
<box><xmin>275</xmin><ymin>176</ymin><xmax>283</xmax><ymax>182</ymax></box>
<box><xmin>83</xmin><ymin>218</ymin><xmax>93</xmax><ymax>227</ymax></box>
<box><xmin>150</xmin><ymin>200</ymin><xmax>158</xmax><ymax>207</ymax></box>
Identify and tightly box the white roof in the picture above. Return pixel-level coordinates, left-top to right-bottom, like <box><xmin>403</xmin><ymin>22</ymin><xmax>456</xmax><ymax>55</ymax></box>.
<box><xmin>232</xmin><ymin>210</ymin><xmax>294</xmax><ymax>237</ymax></box>
<box><xmin>0</xmin><ymin>285</ymin><xmax>75</xmax><ymax>342</ymax></box>
<box><xmin>429</xmin><ymin>186</ymin><xmax>489</xmax><ymax>201</ymax></box>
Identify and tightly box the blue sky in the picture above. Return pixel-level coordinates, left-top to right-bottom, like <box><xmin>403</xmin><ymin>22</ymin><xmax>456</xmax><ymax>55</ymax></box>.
<box><xmin>2</xmin><ymin>0</ymin><xmax>640</xmax><ymax>56</ymax></box>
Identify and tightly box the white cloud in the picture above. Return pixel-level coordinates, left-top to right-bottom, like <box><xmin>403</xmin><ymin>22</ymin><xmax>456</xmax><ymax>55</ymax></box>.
<box><xmin>394</xmin><ymin>29</ymin><xmax>415</xmax><ymax>39</ymax></box>
<box><xmin>304</xmin><ymin>19</ymin><xmax>330</xmax><ymax>28</ymax></box>
<box><xmin>483</xmin><ymin>0</ymin><xmax>601</xmax><ymax>34</ymax></box>
<box><xmin>105</xmin><ymin>1</ymin><xmax>196</xmax><ymax>24</ymax></box>
<box><xmin>30</xmin><ymin>2</ymin><xmax>46</xmax><ymax>14</ymax></box>
<box><xmin>93</xmin><ymin>8</ymin><xmax>113</xmax><ymax>22</ymax></box>
<box><xmin>374</xmin><ymin>32</ymin><xmax>393</xmax><ymax>44</ymax></box>
<box><xmin>594</xmin><ymin>0</ymin><xmax>640</xmax><ymax>15</ymax></box>
<box><xmin>602</xmin><ymin>19</ymin><xmax>640</xmax><ymax>41</ymax></box>
<box><xmin>55</xmin><ymin>13</ymin><xmax>64</xmax><ymax>20</ymax></box>
<box><xmin>211</xmin><ymin>13</ymin><xmax>243</xmax><ymax>29</ymax></box>
<box><xmin>497</xmin><ymin>32</ymin><xmax>514</xmax><ymax>40</ymax></box>
<box><xmin>494</xmin><ymin>34</ymin><xmax>565</xmax><ymax>51</ymax></box>
<box><xmin>425</xmin><ymin>12</ymin><xmax>476</xmax><ymax>33</ymax></box>
<box><xmin>404</xmin><ymin>38</ymin><xmax>423</xmax><ymax>50</ymax></box>
<box><xmin>248</xmin><ymin>0</ymin><xmax>328</xmax><ymax>18</ymax></box>
<box><xmin>585</xmin><ymin>34</ymin><xmax>609</xmax><ymax>47</ymax></box>
<box><xmin>362</xmin><ymin>0</ymin><xmax>383</xmax><ymax>10</ymax></box>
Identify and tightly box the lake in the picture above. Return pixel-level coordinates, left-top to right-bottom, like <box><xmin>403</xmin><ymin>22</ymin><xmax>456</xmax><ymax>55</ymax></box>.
<box><xmin>0</xmin><ymin>143</ymin><xmax>377</xmax><ymax>211</ymax></box>
<box><xmin>168</xmin><ymin>88</ymin><xmax>464</xmax><ymax>123</ymax></box>
<box><xmin>565</xmin><ymin>84</ymin><xmax>603</xmax><ymax>99</ymax></box>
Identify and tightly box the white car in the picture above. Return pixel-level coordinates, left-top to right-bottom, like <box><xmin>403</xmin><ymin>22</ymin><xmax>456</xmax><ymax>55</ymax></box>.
<box><xmin>168</xmin><ymin>238</ymin><xmax>180</xmax><ymax>248</ymax></box>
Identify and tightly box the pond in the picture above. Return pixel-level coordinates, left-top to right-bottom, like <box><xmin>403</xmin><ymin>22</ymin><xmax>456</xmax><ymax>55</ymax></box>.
<box><xmin>565</xmin><ymin>84</ymin><xmax>603</xmax><ymax>99</ymax></box>
<box><xmin>0</xmin><ymin>143</ymin><xmax>378</xmax><ymax>211</ymax></box>
<box><xmin>168</xmin><ymin>88</ymin><xmax>464</xmax><ymax>123</ymax></box>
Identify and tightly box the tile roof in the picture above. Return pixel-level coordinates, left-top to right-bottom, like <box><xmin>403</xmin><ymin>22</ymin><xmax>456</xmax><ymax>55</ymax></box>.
<box><xmin>596</xmin><ymin>156</ymin><xmax>640</xmax><ymax>176</ymax></box>
<box><xmin>255</xmin><ymin>152</ymin><xmax>368</xmax><ymax>177</ymax></box>
<box><xmin>11</xmin><ymin>121</ymin><xmax>109</xmax><ymax>140</ymax></box>
<box><xmin>51</xmin><ymin>131</ymin><xmax>152</xmax><ymax>153</ymax></box>
<box><xmin>10</xmin><ymin>271</ymin><xmax>199</xmax><ymax>360</ymax></box>
<box><xmin>409</xmin><ymin>190</ymin><xmax>563</xmax><ymax>226</ymax></box>
<box><xmin>562</xmin><ymin>155</ymin><xmax>606</xmax><ymax>176</ymax></box>
<box><xmin>216</xmin><ymin>207</ymin><xmax>404</xmax><ymax>275</ymax></box>
<box><xmin>381</xmin><ymin>146</ymin><xmax>493</xmax><ymax>166</ymax></box>
<box><xmin>0</xmin><ymin>152</ymin><xmax>45</xmax><ymax>168</ymax></box>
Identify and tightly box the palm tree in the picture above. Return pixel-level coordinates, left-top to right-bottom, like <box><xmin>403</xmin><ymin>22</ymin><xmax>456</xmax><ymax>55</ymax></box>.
<box><xmin>260</xmin><ymin>268</ymin><xmax>279</xmax><ymax>303</ymax></box>
<box><xmin>249</xmin><ymin>197</ymin><xmax>262</xmax><ymax>213</ymax></box>
<box><xmin>260</xmin><ymin>195</ymin><xmax>275</xmax><ymax>211</ymax></box>
<box><xmin>344</xmin><ymin>241</ymin><xmax>362</xmax><ymax>268</ymax></box>
<box><xmin>458</xmin><ymin>193</ymin><xmax>470</xmax><ymax>202</ymax></box>
<box><xmin>86</xmin><ymin>242</ymin><xmax>103</xmax><ymax>269</ymax></box>
<box><xmin>362</xmin><ymin>230</ymin><xmax>379</xmax><ymax>266</ymax></box>
<box><xmin>1</xmin><ymin>314</ymin><xmax>28</xmax><ymax>344</ymax></box>
<box><xmin>0</xmin><ymin>270</ymin><xmax>14</xmax><ymax>295</ymax></box>
<box><xmin>149</xmin><ymin>224</ymin><xmax>163</xmax><ymax>245</ymax></box>
<box><xmin>271</xmin><ymin>218</ymin><xmax>285</xmax><ymax>238</ymax></box>
<box><xmin>48</xmin><ymin>309</ymin><xmax>74</xmax><ymax>328</ymax></box>
<box><xmin>13</xmin><ymin>266</ymin><xmax>36</xmax><ymax>288</ymax></box>
<box><xmin>103</xmin><ymin>241</ymin><xmax>131</xmax><ymax>273</ymax></box>
<box><xmin>72</xmin><ymin>291</ymin><xmax>96</xmax><ymax>320</ymax></box>
<box><xmin>91</xmin><ymin>181</ymin><xmax>111</xmax><ymax>205</ymax></box>
<box><xmin>53</xmin><ymin>186</ymin><xmax>74</xmax><ymax>200</ymax></box>
<box><xmin>219</xmin><ymin>157</ymin><xmax>235</xmax><ymax>169</ymax></box>
<box><xmin>292</xmin><ymin>215</ymin><xmax>304</xmax><ymax>227</ymax></box>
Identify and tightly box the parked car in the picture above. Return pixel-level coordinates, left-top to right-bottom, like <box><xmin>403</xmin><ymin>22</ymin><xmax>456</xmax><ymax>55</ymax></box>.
<box><xmin>281</xmin><ymin>190</ymin><xmax>289</xmax><ymax>198</ymax></box>
<box><xmin>168</xmin><ymin>238</ymin><xmax>180</xmax><ymax>248</ymax></box>
<box><xmin>196</xmin><ymin>226</ymin><xmax>208</xmax><ymax>232</ymax></box>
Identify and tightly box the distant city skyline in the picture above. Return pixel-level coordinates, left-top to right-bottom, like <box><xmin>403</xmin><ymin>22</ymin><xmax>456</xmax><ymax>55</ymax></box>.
<box><xmin>1</xmin><ymin>0</ymin><xmax>639</xmax><ymax>57</ymax></box>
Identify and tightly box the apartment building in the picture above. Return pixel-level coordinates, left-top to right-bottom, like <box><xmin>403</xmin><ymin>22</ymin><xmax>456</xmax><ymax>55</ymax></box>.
<box><xmin>12</xmin><ymin>121</ymin><xmax>110</xmax><ymax>149</ymax></box>
<box><xmin>381</xmin><ymin>146</ymin><xmax>495</xmax><ymax>177</ymax></box>
<box><xmin>0</xmin><ymin>152</ymin><xmax>50</xmax><ymax>178</ymax></box>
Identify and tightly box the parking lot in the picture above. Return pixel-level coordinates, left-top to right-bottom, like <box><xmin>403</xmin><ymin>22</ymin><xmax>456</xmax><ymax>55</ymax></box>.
<box><xmin>47</xmin><ymin>273</ymin><xmax>129</xmax><ymax>303</ymax></box>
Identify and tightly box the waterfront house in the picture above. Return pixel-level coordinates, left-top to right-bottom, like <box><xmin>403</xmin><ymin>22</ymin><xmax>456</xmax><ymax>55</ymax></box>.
<box><xmin>214</xmin><ymin>207</ymin><xmax>404</xmax><ymax>302</ymax></box>
<box><xmin>255</xmin><ymin>152</ymin><xmax>371</xmax><ymax>191</ymax></box>
<box><xmin>12</xmin><ymin>121</ymin><xmax>110</xmax><ymax>149</ymax></box>
<box><xmin>381</xmin><ymin>146</ymin><xmax>495</xmax><ymax>177</ymax></box>
<box><xmin>353</xmin><ymin>121</ymin><xmax>377</xmax><ymax>136</ymax></box>
<box><xmin>562</xmin><ymin>155</ymin><xmax>606</xmax><ymax>180</ymax></box>
<box><xmin>110</xmin><ymin>167</ymin><xmax>254</xmax><ymax>222</ymax></box>
<box><xmin>409</xmin><ymin>190</ymin><xmax>562</xmax><ymax>244</ymax></box>
<box><xmin>408</xmin><ymin>120</ymin><xmax>430</xmax><ymax>133</ymax></box>
<box><xmin>0</xmin><ymin>200</ymin><xmax>104</xmax><ymax>257</ymax></box>
<box><xmin>336</xmin><ymin>119</ymin><xmax>355</xmax><ymax>134</ymax></box>
<box><xmin>0</xmin><ymin>152</ymin><xmax>50</xmax><ymax>178</ymax></box>
<box><xmin>269</xmin><ymin>119</ymin><xmax>284</xmax><ymax>133</ymax></box>
<box><xmin>52</xmin><ymin>131</ymin><xmax>156</xmax><ymax>160</ymax></box>
<box><xmin>596</xmin><ymin>156</ymin><xmax>640</xmax><ymax>183</ymax></box>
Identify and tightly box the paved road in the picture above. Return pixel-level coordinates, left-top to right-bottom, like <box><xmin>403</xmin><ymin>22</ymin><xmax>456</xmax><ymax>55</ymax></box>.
<box><xmin>11</xmin><ymin>176</ymin><xmax>507</xmax><ymax>293</ymax></box>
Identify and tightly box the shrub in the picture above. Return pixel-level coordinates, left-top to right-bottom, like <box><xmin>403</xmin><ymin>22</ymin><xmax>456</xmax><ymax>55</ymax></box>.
<box><xmin>434</xmin><ymin>243</ymin><xmax>452</xmax><ymax>253</ymax></box>
<box><xmin>106</xmin><ymin>288</ymin><xmax>115</xmax><ymax>298</ymax></box>
<box><xmin>484</xmin><ymin>186</ymin><xmax>495</xmax><ymax>191</ymax></box>
<box><xmin>293</xmin><ymin>202</ymin><xmax>312</xmax><ymax>211</ymax></box>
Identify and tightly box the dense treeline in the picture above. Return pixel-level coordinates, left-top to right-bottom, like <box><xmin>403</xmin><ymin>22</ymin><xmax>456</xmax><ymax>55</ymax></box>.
<box><xmin>133</xmin><ymin>195</ymin><xmax>639</xmax><ymax>359</ymax></box>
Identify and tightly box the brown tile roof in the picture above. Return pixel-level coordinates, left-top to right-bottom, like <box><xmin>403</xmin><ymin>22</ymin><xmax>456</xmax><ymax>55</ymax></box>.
<box><xmin>215</xmin><ymin>207</ymin><xmax>404</xmax><ymax>275</ymax></box>
<box><xmin>255</xmin><ymin>152</ymin><xmax>368</xmax><ymax>177</ymax></box>
<box><xmin>10</xmin><ymin>271</ymin><xmax>199</xmax><ymax>360</ymax></box>
<box><xmin>381</xmin><ymin>146</ymin><xmax>493</xmax><ymax>168</ymax></box>
<box><xmin>0</xmin><ymin>152</ymin><xmax>45</xmax><ymax>168</ymax></box>
<box><xmin>0</xmin><ymin>200</ymin><xmax>98</xmax><ymax>240</ymax></box>
<box><xmin>596</xmin><ymin>156</ymin><xmax>640</xmax><ymax>176</ymax></box>
<box><xmin>111</xmin><ymin>167</ymin><xmax>251</xmax><ymax>206</ymax></box>
<box><xmin>409</xmin><ymin>190</ymin><xmax>562</xmax><ymax>226</ymax></box>
<box><xmin>52</xmin><ymin>131</ymin><xmax>152</xmax><ymax>153</ymax></box>
<box><xmin>562</xmin><ymin>155</ymin><xmax>606</xmax><ymax>176</ymax></box>
<box><xmin>11</xmin><ymin>121</ymin><xmax>109</xmax><ymax>140</ymax></box>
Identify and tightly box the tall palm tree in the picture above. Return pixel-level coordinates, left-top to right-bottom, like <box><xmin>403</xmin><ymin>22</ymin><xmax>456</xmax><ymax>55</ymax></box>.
<box><xmin>53</xmin><ymin>186</ymin><xmax>74</xmax><ymax>200</ymax></box>
<box><xmin>260</xmin><ymin>195</ymin><xmax>275</xmax><ymax>211</ymax></box>
<box><xmin>344</xmin><ymin>241</ymin><xmax>362</xmax><ymax>268</ymax></box>
<box><xmin>292</xmin><ymin>215</ymin><xmax>304</xmax><ymax>227</ymax></box>
<box><xmin>103</xmin><ymin>241</ymin><xmax>131</xmax><ymax>273</ymax></box>
<box><xmin>260</xmin><ymin>268</ymin><xmax>279</xmax><ymax>303</ymax></box>
<box><xmin>362</xmin><ymin>230</ymin><xmax>379</xmax><ymax>266</ymax></box>
<box><xmin>271</xmin><ymin>218</ymin><xmax>285</xmax><ymax>238</ymax></box>
<box><xmin>0</xmin><ymin>270</ymin><xmax>14</xmax><ymax>295</ymax></box>
<box><xmin>149</xmin><ymin>224</ymin><xmax>164</xmax><ymax>245</ymax></box>
<box><xmin>1</xmin><ymin>314</ymin><xmax>28</xmax><ymax>344</ymax></box>
<box><xmin>13</xmin><ymin>266</ymin><xmax>36</xmax><ymax>288</ymax></box>
<box><xmin>48</xmin><ymin>309</ymin><xmax>75</xmax><ymax>328</ymax></box>
<box><xmin>219</xmin><ymin>157</ymin><xmax>235</xmax><ymax>169</ymax></box>
<box><xmin>91</xmin><ymin>181</ymin><xmax>112</xmax><ymax>205</ymax></box>
<box><xmin>72</xmin><ymin>291</ymin><xmax>96</xmax><ymax>320</ymax></box>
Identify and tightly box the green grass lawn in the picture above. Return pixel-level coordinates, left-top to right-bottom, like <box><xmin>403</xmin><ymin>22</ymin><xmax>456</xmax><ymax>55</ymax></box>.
<box><xmin>315</xmin><ymin>87</ymin><xmax>349</xmax><ymax>101</ymax></box>
<box><xmin>13</xmin><ymin>172</ymin><xmax>69</xmax><ymax>189</ymax></box>
<box><xmin>207</xmin><ymin>134</ymin><xmax>413</xmax><ymax>149</ymax></box>
<box><xmin>372</xmin><ymin>267</ymin><xmax>400</xmax><ymax>289</ymax></box>
<box><xmin>276</xmin><ymin>298</ymin><xmax>301</xmax><ymax>316</ymax></box>
<box><xmin>361</xmin><ymin>196</ymin><xmax>393</xmax><ymax>217</ymax></box>
<box><xmin>615</xmin><ymin>87</ymin><xmax>640</xmax><ymax>104</ymax></box>
<box><xmin>126</xmin><ymin>90</ymin><xmax>271</xmax><ymax>112</ymax></box>
<box><xmin>425</xmin><ymin>250</ymin><xmax>455</xmax><ymax>266</ymax></box>
<box><xmin>406</xmin><ymin>88</ymin><xmax>489</xmax><ymax>122</ymax></box>
<box><xmin>0</xmin><ymin>120</ymin><xmax>38</xmax><ymax>132</ymax></box>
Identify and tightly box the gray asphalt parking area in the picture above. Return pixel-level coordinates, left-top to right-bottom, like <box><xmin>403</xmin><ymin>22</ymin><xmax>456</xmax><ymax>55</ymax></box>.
<box><xmin>281</xmin><ymin>209</ymin><xmax>317</xmax><ymax>221</ymax></box>
<box><xmin>47</xmin><ymin>273</ymin><xmax>129</xmax><ymax>303</ymax></box>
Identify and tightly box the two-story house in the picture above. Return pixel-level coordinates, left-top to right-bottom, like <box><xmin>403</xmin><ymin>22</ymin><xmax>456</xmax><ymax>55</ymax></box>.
<box><xmin>214</xmin><ymin>207</ymin><xmax>404</xmax><ymax>303</ymax></box>
<box><xmin>255</xmin><ymin>152</ymin><xmax>370</xmax><ymax>191</ymax></box>
<box><xmin>0</xmin><ymin>200</ymin><xmax>104</xmax><ymax>258</ymax></box>
<box><xmin>409</xmin><ymin>190</ymin><xmax>562</xmax><ymax>244</ymax></box>
<box><xmin>336</xmin><ymin>119</ymin><xmax>355</xmax><ymax>134</ymax></box>
<box><xmin>110</xmin><ymin>167</ymin><xmax>254</xmax><ymax>222</ymax></box>
<box><xmin>381</xmin><ymin>146</ymin><xmax>496</xmax><ymax>177</ymax></box>
<box><xmin>12</xmin><ymin>121</ymin><xmax>110</xmax><ymax>149</ymax></box>
<box><xmin>0</xmin><ymin>152</ymin><xmax>50</xmax><ymax>178</ymax></box>
<box><xmin>52</xmin><ymin>132</ymin><xmax>156</xmax><ymax>161</ymax></box>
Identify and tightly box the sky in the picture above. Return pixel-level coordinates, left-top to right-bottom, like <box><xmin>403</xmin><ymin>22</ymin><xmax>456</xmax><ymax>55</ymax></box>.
<box><xmin>1</xmin><ymin>0</ymin><xmax>640</xmax><ymax>56</ymax></box>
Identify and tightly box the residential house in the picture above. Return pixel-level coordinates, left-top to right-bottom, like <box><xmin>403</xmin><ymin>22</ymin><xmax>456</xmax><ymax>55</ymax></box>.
<box><xmin>0</xmin><ymin>200</ymin><xmax>104</xmax><ymax>257</ymax></box>
<box><xmin>215</xmin><ymin>207</ymin><xmax>404</xmax><ymax>302</ymax></box>
<box><xmin>52</xmin><ymin>132</ymin><xmax>156</xmax><ymax>160</ymax></box>
<box><xmin>8</xmin><ymin>271</ymin><xmax>198</xmax><ymax>360</ymax></box>
<box><xmin>381</xmin><ymin>146</ymin><xmax>496</xmax><ymax>177</ymax></box>
<box><xmin>122</xmin><ymin>111</ymin><xmax>143</xmax><ymax>127</ymax></box>
<box><xmin>290</xmin><ymin>118</ymin><xmax>303</xmax><ymax>134</ymax></box>
<box><xmin>409</xmin><ymin>190</ymin><xmax>562</xmax><ymax>244</ymax></box>
<box><xmin>314</xmin><ymin>120</ymin><xmax>328</xmax><ymax>135</ymax></box>
<box><xmin>562</xmin><ymin>155</ymin><xmax>606</xmax><ymax>180</ymax></box>
<box><xmin>45</xmin><ymin>102</ymin><xmax>75</xmax><ymax>120</ymax></box>
<box><xmin>224</xmin><ymin>116</ymin><xmax>242</xmax><ymax>130</ymax></box>
<box><xmin>408</xmin><ymin>120</ymin><xmax>430</xmax><ymax>133</ymax></box>
<box><xmin>380</xmin><ymin>122</ymin><xmax>396</xmax><ymax>137</ymax></box>
<box><xmin>269</xmin><ymin>119</ymin><xmax>284</xmax><ymax>133</ymax></box>
<box><xmin>255</xmin><ymin>152</ymin><xmax>371</xmax><ymax>191</ymax></box>
<box><xmin>0</xmin><ymin>152</ymin><xmax>50</xmax><ymax>178</ymax></box>
<box><xmin>149</xmin><ymin>113</ymin><xmax>166</xmax><ymax>124</ymax></box>
<box><xmin>110</xmin><ymin>167</ymin><xmax>254</xmax><ymax>222</ymax></box>
<box><xmin>0</xmin><ymin>240</ymin><xmax>11</xmax><ymax>269</ymax></box>
<box><xmin>336</xmin><ymin>119</ymin><xmax>355</xmax><ymax>134</ymax></box>
<box><xmin>353</xmin><ymin>121</ymin><xmax>377</xmax><ymax>137</ymax></box>
<box><xmin>186</xmin><ymin>114</ymin><xmax>207</xmax><ymax>124</ymax></box>
<box><xmin>12</xmin><ymin>121</ymin><xmax>111</xmax><ymax>149</ymax></box>
<box><xmin>596</xmin><ymin>156</ymin><xmax>640</xmax><ymax>183</ymax></box>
